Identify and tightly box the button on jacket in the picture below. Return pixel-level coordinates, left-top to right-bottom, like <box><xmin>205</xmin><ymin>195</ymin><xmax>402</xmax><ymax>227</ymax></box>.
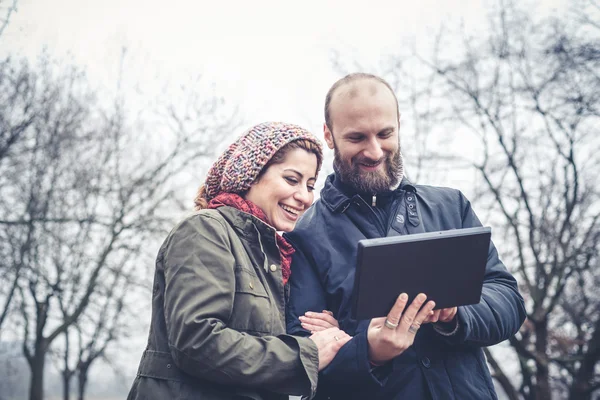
<box><xmin>128</xmin><ymin>206</ymin><xmax>319</xmax><ymax>400</ymax></box>
<box><xmin>285</xmin><ymin>173</ymin><xmax>526</xmax><ymax>400</ymax></box>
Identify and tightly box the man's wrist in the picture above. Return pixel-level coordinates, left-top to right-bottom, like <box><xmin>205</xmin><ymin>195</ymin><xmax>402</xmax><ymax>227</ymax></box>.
<box><xmin>367</xmin><ymin>344</ymin><xmax>390</xmax><ymax>366</ymax></box>
<box><xmin>433</xmin><ymin>317</ymin><xmax>460</xmax><ymax>336</ymax></box>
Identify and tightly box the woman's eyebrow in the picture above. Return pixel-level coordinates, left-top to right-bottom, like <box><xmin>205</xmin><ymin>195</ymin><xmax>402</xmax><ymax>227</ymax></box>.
<box><xmin>283</xmin><ymin>168</ymin><xmax>316</xmax><ymax>180</ymax></box>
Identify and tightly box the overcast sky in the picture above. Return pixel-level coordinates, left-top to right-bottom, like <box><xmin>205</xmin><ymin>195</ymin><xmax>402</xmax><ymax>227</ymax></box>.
<box><xmin>1</xmin><ymin>0</ymin><xmax>568</xmax><ymax>134</ymax></box>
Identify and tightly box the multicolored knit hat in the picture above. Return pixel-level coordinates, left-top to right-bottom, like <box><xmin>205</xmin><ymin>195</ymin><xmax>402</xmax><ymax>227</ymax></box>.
<box><xmin>202</xmin><ymin>122</ymin><xmax>323</xmax><ymax>202</ymax></box>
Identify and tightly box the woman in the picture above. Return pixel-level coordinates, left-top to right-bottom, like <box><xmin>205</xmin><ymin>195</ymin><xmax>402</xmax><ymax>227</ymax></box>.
<box><xmin>128</xmin><ymin>122</ymin><xmax>350</xmax><ymax>400</ymax></box>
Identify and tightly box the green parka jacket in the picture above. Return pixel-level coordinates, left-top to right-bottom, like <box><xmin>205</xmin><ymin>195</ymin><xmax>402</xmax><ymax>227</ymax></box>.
<box><xmin>127</xmin><ymin>206</ymin><xmax>319</xmax><ymax>400</ymax></box>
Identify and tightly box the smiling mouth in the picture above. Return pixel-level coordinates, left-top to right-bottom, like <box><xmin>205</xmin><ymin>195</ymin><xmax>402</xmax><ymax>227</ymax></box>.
<box><xmin>359</xmin><ymin>160</ymin><xmax>383</xmax><ymax>170</ymax></box>
<box><xmin>280</xmin><ymin>204</ymin><xmax>302</xmax><ymax>218</ymax></box>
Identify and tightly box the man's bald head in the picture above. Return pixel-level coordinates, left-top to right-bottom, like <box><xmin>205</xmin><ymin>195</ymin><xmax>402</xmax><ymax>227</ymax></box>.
<box><xmin>324</xmin><ymin>73</ymin><xmax>400</xmax><ymax>131</ymax></box>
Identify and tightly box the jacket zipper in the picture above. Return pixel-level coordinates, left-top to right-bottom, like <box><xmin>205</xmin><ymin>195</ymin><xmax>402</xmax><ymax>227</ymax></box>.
<box><xmin>354</xmin><ymin>195</ymin><xmax>387</xmax><ymax>237</ymax></box>
<box><xmin>252</xmin><ymin>223</ymin><xmax>277</xmax><ymax>329</ymax></box>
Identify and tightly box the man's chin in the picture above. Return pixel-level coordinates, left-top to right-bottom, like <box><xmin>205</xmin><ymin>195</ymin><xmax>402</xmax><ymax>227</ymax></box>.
<box><xmin>347</xmin><ymin>170</ymin><xmax>391</xmax><ymax>193</ymax></box>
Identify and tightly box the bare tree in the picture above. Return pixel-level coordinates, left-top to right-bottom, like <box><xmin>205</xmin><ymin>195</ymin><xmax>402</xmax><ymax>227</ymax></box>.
<box><xmin>53</xmin><ymin>249</ymin><xmax>140</xmax><ymax>400</ymax></box>
<box><xmin>373</xmin><ymin>1</ymin><xmax>599</xmax><ymax>399</ymax></box>
<box><xmin>0</xmin><ymin>56</ymin><xmax>37</xmax><ymax>334</ymax></box>
<box><xmin>0</xmin><ymin>0</ymin><xmax>18</xmax><ymax>38</ymax></box>
<box><xmin>0</xmin><ymin>53</ymin><xmax>238</xmax><ymax>400</ymax></box>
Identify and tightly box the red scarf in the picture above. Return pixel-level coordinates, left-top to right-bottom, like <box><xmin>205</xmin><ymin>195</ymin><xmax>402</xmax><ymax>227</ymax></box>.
<box><xmin>208</xmin><ymin>193</ymin><xmax>294</xmax><ymax>285</ymax></box>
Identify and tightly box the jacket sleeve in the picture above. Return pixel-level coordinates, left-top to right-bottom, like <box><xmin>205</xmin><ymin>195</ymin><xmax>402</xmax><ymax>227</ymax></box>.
<box><xmin>163</xmin><ymin>214</ymin><xmax>318</xmax><ymax>397</ymax></box>
<box><xmin>439</xmin><ymin>192</ymin><xmax>527</xmax><ymax>347</ymax></box>
<box><xmin>286</xmin><ymin>240</ymin><xmax>386</xmax><ymax>393</ymax></box>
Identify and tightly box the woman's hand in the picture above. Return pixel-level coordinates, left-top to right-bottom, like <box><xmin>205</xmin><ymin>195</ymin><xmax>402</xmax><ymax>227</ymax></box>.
<box><xmin>299</xmin><ymin>310</ymin><xmax>339</xmax><ymax>333</ymax></box>
<box><xmin>308</xmin><ymin>327</ymin><xmax>351</xmax><ymax>371</ymax></box>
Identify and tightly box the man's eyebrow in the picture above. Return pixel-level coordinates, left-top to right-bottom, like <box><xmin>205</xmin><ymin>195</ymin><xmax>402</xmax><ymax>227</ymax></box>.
<box><xmin>343</xmin><ymin>126</ymin><xmax>395</xmax><ymax>137</ymax></box>
<box><xmin>283</xmin><ymin>168</ymin><xmax>316</xmax><ymax>180</ymax></box>
<box><xmin>342</xmin><ymin>130</ymin><xmax>365</xmax><ymax>137</ymax></box>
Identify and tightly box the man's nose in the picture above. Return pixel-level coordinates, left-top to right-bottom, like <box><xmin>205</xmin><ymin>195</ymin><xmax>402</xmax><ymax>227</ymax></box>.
<box><xmin>363</xmin><ymin>137</ymin><xmax>384</xmax><ymax>160</ymax></box>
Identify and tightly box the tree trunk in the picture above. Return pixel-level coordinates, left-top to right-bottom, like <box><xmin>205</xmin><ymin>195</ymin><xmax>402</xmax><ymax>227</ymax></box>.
<box><xmin>534</xmin><ymin>319</ymin><xmax>551</xmax><ymax>400</ymax></box>
<box><xmin>62</xmin><ymin>370</ymin><xmax>71</xmax><ymax>400</ymax></box>
<box><xmin>28</xmin><ymin>351</ymin><xmax>46</xmax><ymax>400</ymax></box>
<box><xmin>77</xmin><ymin>364</ymin><xmax>89</xmax><ymax>400</ymax></box>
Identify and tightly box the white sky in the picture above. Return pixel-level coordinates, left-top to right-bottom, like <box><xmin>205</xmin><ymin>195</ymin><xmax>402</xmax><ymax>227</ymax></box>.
<box><xmin>2</xmin><ymin>0</ymin><xmax>553</xmax><ymax>129</ymax></box>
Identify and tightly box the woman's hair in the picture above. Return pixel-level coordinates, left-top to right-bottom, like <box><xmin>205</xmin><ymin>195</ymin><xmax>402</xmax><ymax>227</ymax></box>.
<box><xmin>194</xmin><ymin>138</ymin><xmax>323</xmax><ymax>210</ymax></box>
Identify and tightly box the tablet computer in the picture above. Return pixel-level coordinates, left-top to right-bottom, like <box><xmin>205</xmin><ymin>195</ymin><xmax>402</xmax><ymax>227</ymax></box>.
<box><xmin>352</xmin><ymin>226</ymin><xmax>491</xmax><ymax>320</ymax></box>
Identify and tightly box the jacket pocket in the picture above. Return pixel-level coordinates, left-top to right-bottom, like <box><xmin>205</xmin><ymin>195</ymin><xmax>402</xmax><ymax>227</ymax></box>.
<box><xmin>230</xmin><ymin>266</ymin><xmax>272</xmax><ymax>334</ymax></box>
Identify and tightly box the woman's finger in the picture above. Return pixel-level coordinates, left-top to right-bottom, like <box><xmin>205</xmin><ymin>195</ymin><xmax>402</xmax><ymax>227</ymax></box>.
<box><xmin>301</xmin><ymin>322</ymin><xmax>329</xmax><ymax>332</ymax></box>
<box><xmin>304</xmin><ymin>311</ymin><xmax>339</xmax><ymax>326</ymax></box>
<box><xmin>300</xmin><ymin>314</ymin><xmax>338</xmax><ymax>329</ymax></box>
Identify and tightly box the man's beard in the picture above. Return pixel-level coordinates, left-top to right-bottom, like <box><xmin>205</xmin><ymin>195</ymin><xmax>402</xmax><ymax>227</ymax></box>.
<box><xmin>333</xmin><ymin>146</ymin><xmax>404</xmax><ymax>194</ymax></box>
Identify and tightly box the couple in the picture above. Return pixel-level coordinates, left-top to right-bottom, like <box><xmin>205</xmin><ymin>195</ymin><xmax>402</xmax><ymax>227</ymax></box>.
<box><xmin>128</xmin><ymin>73</ymin><xmax>526</xmax><ymax>400</ymax></box>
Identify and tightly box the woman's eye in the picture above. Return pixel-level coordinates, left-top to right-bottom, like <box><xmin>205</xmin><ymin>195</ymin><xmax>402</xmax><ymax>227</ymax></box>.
<box><xmin>285</xmin><ymin>177</ymin><xmax>298</xmax><ymax>185</ymax></box>
<box><xmin>307</xmin><ymin>185</ymin><xmax>315</xmax><ymax>192</ymax></box>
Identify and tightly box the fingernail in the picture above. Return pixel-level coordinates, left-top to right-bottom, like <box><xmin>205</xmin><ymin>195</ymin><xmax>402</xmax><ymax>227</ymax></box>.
<box><xmin>430</xmin><ymin>302</ymin><xmax>436</xmax><ymax>309</ymax></box>
<box><xmin>305</xmin><ymin>312</ymin><xmax>313</xmax><ymax>317</ymax></box>
<box><xmin>400</xmin><ymin>293</ymin><xmax>408</xmax><ymax>300</ymax></box>
<box><xmin>417</xmin><ymin>293</ymin><xmax>426</xmax><ymax>301</ymax></box>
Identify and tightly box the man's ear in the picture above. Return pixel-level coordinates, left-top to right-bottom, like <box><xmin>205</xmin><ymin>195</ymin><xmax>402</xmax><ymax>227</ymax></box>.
<box><xmin>323</xmin><ymin>123</ymin><xmax>335</xmax><ymax>150</ymax></box>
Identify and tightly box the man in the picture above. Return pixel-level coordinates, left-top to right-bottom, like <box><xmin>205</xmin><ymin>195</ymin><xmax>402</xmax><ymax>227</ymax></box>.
<box><xmin>285</xmin><ymin>73</ymin><xmax>526</xmax><ymax>400</ymax></box>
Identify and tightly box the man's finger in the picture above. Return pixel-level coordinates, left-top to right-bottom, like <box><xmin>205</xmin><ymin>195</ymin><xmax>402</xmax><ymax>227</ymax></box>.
<box><xmin>385</xmin><ymin>293</ymin><xmax>409</xmax><ymax>326</ymax></box>
<box><xmin>440</xmin><ymin>307</ymin><xmax>457</xmax><ymax>322</ymax></box>
<box><xmin>425</xmin><ymin>309</ymin><xmax>441</xmax><ymax>323</ymax></box>
<box><xmin>408</xmin><ymin>300</ymin><xmax>436</xmax><ymax>335</ymax></box>
<box><xmin>416</xmin><ymin>301</ymin><xmax>436</xmax><ymax>324</ymax></box>
<box><xmin>398</xmin><ymin>293</ymin><xmax>427</xmax><ymax>332</ymax></box>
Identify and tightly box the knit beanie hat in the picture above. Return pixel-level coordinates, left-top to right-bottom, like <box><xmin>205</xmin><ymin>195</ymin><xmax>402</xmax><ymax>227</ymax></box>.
<box><xmin>202</xmin><ymin>122</ymin><xmax>323</xmax><ymax>202</ymax></box>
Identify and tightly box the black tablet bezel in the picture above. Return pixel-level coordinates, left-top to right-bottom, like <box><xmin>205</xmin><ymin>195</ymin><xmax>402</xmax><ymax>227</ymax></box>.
<box><xmin>352</xmin><ymin>227</ymin><xmax>491</xmax><ymax>320</ymax></box>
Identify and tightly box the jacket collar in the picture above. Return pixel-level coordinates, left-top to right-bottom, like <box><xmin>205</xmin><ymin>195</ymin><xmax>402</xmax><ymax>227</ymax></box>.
<box><xmin>320</xmin><ymin>172</ymin><xmax>417</xmax><ymax>213</ymax></box>
<box><xmin>216</xmin><ymin>206</ymin><xmax>277</xmax><ymax>244</ymax></box>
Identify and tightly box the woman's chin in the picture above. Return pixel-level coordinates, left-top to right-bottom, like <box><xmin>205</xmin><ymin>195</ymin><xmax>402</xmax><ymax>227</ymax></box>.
<box><xmin>274</xmin><ymin>220</ymin><xmax>296</xmax><ymax>233</ymax></box>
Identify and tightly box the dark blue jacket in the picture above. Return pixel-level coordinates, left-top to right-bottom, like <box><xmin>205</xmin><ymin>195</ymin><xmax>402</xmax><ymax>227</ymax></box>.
<box><xmin>285</xmin><ymin>173</ymin><xmax>526</xmax><ymax>400</ymax></box>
